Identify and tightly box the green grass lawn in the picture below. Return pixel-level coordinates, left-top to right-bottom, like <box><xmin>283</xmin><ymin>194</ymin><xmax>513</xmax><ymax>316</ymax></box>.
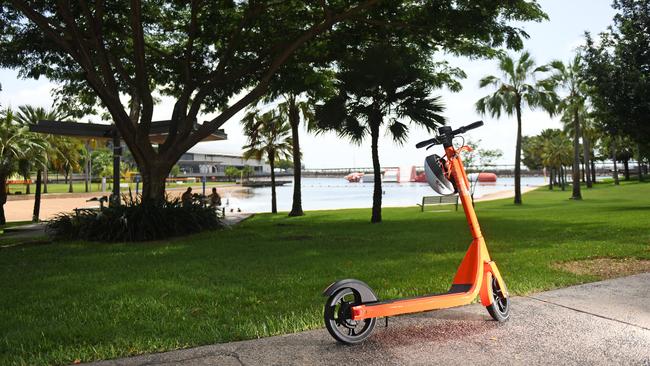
<box><xmin>1</xmin><ymin>182</ymin><xmax>649</xmax><ymax>365</ymax></box>
<box><xmin>7</xmin><ymin>181</ymin><xmax>235</xmax><ymax>195</ymax></box>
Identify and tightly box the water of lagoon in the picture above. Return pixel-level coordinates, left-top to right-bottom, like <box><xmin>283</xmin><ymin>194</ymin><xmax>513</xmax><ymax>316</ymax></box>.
<box><xmin>220</xmin><ymin>176</ymin><xmax>551</xmax><ymax>213</ymax></box>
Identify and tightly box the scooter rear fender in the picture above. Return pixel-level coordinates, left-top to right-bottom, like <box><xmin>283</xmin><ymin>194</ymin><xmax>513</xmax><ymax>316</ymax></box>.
<box><xmin>322</xmin><ymin>279</ymin><xmax>378</xmax><ymax>303</ymax></box>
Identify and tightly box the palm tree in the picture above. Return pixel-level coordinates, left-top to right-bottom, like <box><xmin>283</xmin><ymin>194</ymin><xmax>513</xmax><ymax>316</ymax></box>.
<box><xmin>17</xmin><ymin>158</ymin><xmax>32</xmax><ymax>194</ymax></box>
<box><xmin>476</xmin><ymin>51</ymin><xmax>556</xmax><ymax>204</ymax></box>
<box><xmin>539</xmin><ymin>129</ymin><xmax>572</xmax><ymax>190</ymax></box>
<box><xmin>586</xmin><ymin>124</ymin><xmax>604</xmax><ymax>183</ymax></box>
<box><xmin>47</xmin><ymin>137</ymin><xmax>82</xmax><ymax>193</ymax></box>
<box><xmin>560</xmin><ymin>102</ymin><xmax>595</xmax><ymax>187</ymax></box>
<box><xmin>0</xmin><ymin>108</ymin><xmax>45</xmax><ymax>224</ymax></box>
<box><xmin>277</xmin><ymin>95</ymin><xmax>316</xmax><ymax>217</ymax></box>
<box><xmin>315</xmin><ymin>43</ymin><xmax>448</xmax><ymax>223</ymax></box>
<box><xmin>601</xmin><ymin>134</ymin><xmax>634</xmax><ymax>184</ymax></box>
<box><xmin>15</xmin><ymin>105</ymin><xmax>72</xmax><ymax>194</ymax></box>
<box><xmin>242</xmin><ymin>109</ymin><xmax>292</xmax><ymax>214</ymax></box>
<box><xmin>545</xmin><ymin>56</ymin><xmax>588</xmax><ymax>199</ymax></box>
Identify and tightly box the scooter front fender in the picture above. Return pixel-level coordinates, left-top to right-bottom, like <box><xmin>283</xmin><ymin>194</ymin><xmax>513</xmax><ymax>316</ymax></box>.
<box><xmin>480</xmin><ymin>261</ymin><xmax>509</xmax><ymax>306</ymax></box>
<box><xmin>322</xmin><ymin>279</ymin><xmax>378</xmax><ymax>303</ymax></box>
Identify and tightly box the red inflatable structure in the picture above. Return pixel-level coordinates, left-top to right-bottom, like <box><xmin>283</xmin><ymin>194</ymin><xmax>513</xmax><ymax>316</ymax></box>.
<box><xmin>477</xmin><ymin>172</ymin><xmax>497</xmax><ymax>182</ymax></box>
<box><xmin>410</xmin><ymin>166</ymin><xmax>497</xmax><ymax>183</ymax></box>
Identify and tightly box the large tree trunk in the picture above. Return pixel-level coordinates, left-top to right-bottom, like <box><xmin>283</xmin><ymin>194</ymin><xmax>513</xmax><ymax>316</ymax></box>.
<box><xmin>43</xmin><ymin>165</ymin><xmax>48</xmax><ymax>194</ymax></box>
<box><xmin>560</xmin><ymin>166</ymin><xmax>566</xmax><ymax>191</ymax></box>
<box><xmin>140</xmin><ymin>163</ymin><xmax>171</xmax><ymax>204</ymax></box>
<box><xmin>67</xmin><ymin>167</ymin><xmax>74</xmax><ymax>193</ymax></box>
<box><xmin>514</xmin><ymin>101</ymin><xmax>523</xmax><ymax>204</ymax></box>
<box><xmin>269</xmin><ymin>151</ymin><xmax>277</xmax><ymax>214</ymax></box>
<box><xmin>32</xmin><ymin>170</ymin><xmax>42</xmax><ymax>222</ymax></box>
<box><xmin>570</xmin><ymin>110</ymin><xmax>582</xmax><ymax>199</ymax></box>
<box><xmin>287</xmin><ymin>98</ymin><xmax>304</xmax><ymax>217</ymax></box>
<box><xmin>583</xmin><ymin>134</ymin><xmax>592</xmax><ymax>188</ymax></box>
<box><xmin>612</xmin><ymin>140</ymin><xmax>620</xmax><ymax>185</ymax></box>
<box><xmin>590</xmin><ymin>153</ymin><xmax>596</xmax><ymax>183</ymax></box>
<box><xmin>88</xmin><ymin>155</ymin><xmax>92</xmax><ymax>192</ymax></box>
<box><xmin>637</xmin><ymin>143</ymin><xmax>644</xmax><ymax>182</ymax></box>
<box><xmin>548</xmin><ymin>167</ymin><xmax>554</xmax><ymax>190</ymax></box>
<box><xmin>0</xmin><ymin>174</ymin><xmax>7</xmax><ymax>225</ymax></box>
<box><xmin>623</xmin><ymin>159</ymin><xmax>630</xmax><ymax>181</ymax></box>
<box><xmin>84</xmin><ymin>152</ymin><xmax>90</xmax><ymax>193</ymax></box>
<box><xmin>370</xmin><ymin>121</ymin><xmax>382</xmax><ymax>223</ymax></box>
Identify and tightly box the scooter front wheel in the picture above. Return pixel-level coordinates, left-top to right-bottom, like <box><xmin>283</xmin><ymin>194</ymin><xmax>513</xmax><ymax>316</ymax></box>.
<box><xmin>486</xmin><ymin>275</ymin><xmax>510</xmax><ymax>322</ymax></box>
<box><xmin>324</xmin><ymin>287</ymin><xmax>376</xmax><ymax>344</ymax></box>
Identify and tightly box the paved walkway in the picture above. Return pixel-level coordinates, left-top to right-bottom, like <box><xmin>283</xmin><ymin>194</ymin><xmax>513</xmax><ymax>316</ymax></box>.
<box><xmin>223</xmin><ymin>212</ymin><xmax>253</xmax><ymax>226</ymax></box>
<box><xmin>4</xmin><ymin>184</ymin><xmax>243</xmax><ymax>222</ymax></box>
<box><xmin>89</xmin><ymin>273</ymin><xmax>650</xmax><ymax>366</ymax></box>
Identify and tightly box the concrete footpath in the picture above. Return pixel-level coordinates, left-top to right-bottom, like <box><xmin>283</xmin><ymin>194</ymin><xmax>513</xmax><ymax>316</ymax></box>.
<box><xmin>89</xmin><ymin>273</ymin><xmax>650</xmax><ymax>366</ymax></box>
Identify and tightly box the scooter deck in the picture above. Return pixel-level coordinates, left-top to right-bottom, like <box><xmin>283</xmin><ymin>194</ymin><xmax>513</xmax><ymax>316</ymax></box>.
<box><xmin>351</xmin><ymin>283</ymin><xmax>475</xmax><ymax>320</ymax></box>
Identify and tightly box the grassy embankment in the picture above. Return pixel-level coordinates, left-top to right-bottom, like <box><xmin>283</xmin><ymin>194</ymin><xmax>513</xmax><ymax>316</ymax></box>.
<box><xmin>1</xmin><ymin>181</ymin><xmax>648</xmax><ymax>365</ymax></box>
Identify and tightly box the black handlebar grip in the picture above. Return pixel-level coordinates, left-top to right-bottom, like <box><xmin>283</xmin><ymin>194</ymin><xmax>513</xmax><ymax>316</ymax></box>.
<box><xmin>452</xmin><ymin>120</ymin><xmax>484</xmax><ymax>135</ymax></box>
<box><xmin>464</xmin><ymin>120</ymin><xmax>484</xmax><ymax>131</ymax></box>
<box><xmin>415</xmin><ymin>138</ymin><xmax>436</xmax><ymax>148</ymax></box>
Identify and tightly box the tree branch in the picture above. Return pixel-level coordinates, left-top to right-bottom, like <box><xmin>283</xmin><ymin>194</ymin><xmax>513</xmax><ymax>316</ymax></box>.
<box><xmin>18</xmin><ymin>0</ymin><xmax>130</xmax><ymax>140</ymax></box>
<box><xmin>175</xmin><ymin>0</ymin><xmax>380</xmax><ymax>156</ymax></box>
<box><xmin>130</xmin><ymin>0</ymin><xmax>155</xmax><ymax>136</ymax></box>
<box><xmin>160</xmin><ymin>0</ymin><xmax>203</xmax><ymax>153</ymax></box>
<box><xmin>75</xmin><ymin>0</ymin><xmax>120</xmax><ymax>97</ymax></box>
<box><xmin>9</xmin><ymin>0</ymin><xmax>72</xmax><ymax>53</ymax></box>
<box><xmin>186</xmin><ymin>1</ymin><xmax>265</xmax><ymax>118</ymax></box>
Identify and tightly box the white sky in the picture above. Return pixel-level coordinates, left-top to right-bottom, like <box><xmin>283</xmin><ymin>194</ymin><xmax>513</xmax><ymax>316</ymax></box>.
<box><xmin>0</xmin><ymin>0</ymin><xmax>616</xmax><ymax>168</ymax></box>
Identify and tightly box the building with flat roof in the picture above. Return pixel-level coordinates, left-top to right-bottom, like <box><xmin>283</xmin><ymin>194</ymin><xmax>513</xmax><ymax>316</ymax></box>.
<box><xmin>178</xmin><ymin>152</ymin><xmax>270</xmax><ymax>177</ymax></box>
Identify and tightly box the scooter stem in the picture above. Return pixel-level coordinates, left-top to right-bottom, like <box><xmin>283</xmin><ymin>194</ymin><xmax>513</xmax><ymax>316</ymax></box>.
<box><xmin>445</xmin><ymin>145</ymin><xmax>483</xmax><ymax>240</ymax></box>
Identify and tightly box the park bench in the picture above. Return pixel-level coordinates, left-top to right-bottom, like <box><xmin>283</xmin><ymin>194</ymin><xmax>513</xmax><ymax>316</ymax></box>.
<box><xmin>418</xmin><ymin>195</ymin><xmax>459</xmax><ymax>212</ymax></box>
<box><xmin>73</xmin><ymin>196</ymin><xmax>108</xmax><ymax>217</ymax></box>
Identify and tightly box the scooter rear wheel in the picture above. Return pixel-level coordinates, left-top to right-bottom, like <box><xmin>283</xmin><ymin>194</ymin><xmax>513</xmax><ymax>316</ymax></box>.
<box><xmin>324</xmin><ymin>287</ymin><xmax>376</xmax><ymax>344</ymax></box>
<box><xmin>486</xmin><ymin>275</ymin><xmax>510</xmax><ymax>322</ymax></box>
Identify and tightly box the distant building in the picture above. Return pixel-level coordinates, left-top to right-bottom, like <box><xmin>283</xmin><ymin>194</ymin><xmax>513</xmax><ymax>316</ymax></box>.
<box><xmin>178</xmin><ymin>152</ymin><xmax>270</xmax><ymax>176</ymax></box>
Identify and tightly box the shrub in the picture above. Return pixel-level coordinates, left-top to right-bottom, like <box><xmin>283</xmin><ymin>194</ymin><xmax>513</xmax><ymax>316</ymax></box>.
<box><xmin>47</xmin><ymin>195</ymin><xmax>223</xmax><ymax>242</ymax></box>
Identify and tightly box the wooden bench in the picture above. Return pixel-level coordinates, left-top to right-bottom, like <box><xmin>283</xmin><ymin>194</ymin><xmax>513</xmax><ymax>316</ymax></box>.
<box><xmin>73</xmin><ymin>207</ymin><xmax>101</xmax><ymax>217</ymax></box>
<box><xmin>418</xmin><ymin>195</ymin><xmax>459</xmax><ymax>212</ymax></box>
<box><xmin>73</xmin><ymin>196</ymin><xmax>108</xmax><ymax>217</ymax></box>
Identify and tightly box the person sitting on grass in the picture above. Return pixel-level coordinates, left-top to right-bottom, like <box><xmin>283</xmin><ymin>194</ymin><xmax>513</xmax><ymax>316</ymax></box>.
<box><xmin>209</xmin><ymin>187</ymin><xmax>222</xmax><ymax>208</ymax></box>
<box><xmin>181</xmin><ymin>187</ymin><xmax>192</xmax><ymax>208</ymax></box>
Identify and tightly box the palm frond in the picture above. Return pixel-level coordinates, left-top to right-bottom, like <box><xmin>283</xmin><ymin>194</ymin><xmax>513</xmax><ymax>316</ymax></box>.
<box><xmin>498</xmin><ymin>54</ymin><xmax>516</xmax><ymax>81</ymax></box>
<box><xmin>479</xmin><ymin>75</ymin><xmax>501</xmax><ymax>88</ymax></box>
<box><xmin>387</xmin><ymin>120</ymin><xmax>409</xmax><ymax>145</ymax></box>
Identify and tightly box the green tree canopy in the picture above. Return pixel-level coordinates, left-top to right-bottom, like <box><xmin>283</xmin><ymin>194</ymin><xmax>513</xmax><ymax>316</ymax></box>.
<box><xmin>0</xmin><ymin>1</ymin><xmax>547</xmax><ymax>202</ymax></box>
<box><xmin>583</xmin><ymin>0</ymin><xmax>650</xmax><ymax>144</ymax></box>
<box><xmin>315</xmin><ymin>41</ymin><xmax>453</xmax><ymax>223</ymax></box>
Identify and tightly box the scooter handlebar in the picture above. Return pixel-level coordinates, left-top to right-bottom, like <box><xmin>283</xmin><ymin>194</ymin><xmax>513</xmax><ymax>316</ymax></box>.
<box><xmin>416</xmin><ymin>121</ymin><xmax>483</xmax><ymax>149</ymax></box>
<box><xmin>415</xmin><ymin>137</ymin><xmax>439</xmax><ymax>149</ymax></box>
<box><xmin>452</xmin><ymin>121</ymin><xmax>484</xmax><ymax>135</ymax></box>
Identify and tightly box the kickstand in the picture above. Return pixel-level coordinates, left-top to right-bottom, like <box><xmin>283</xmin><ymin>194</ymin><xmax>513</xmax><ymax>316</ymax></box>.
<box><xmin>385</xmin><ymin>317</ymin><xmax>389</xmax><ymax>328</ymax></box>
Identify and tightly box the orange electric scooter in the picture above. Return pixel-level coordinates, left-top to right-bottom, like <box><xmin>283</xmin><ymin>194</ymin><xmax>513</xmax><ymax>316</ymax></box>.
<box><xmin>322</xmin><ymin>121</ymin><xmax>510</xmax><ymax>344</ymax></box>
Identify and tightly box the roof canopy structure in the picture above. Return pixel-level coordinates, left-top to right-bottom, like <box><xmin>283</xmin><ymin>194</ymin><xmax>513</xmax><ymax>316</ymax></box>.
<box><xmin>28</xmin><ymin>119</ymin><xmax>228</xmax><ymax>206</ymax></box>
<box><xmin>29</xmin><ymin>120</ymin><xmax>227</xmax><ymax>143</ymax></box>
